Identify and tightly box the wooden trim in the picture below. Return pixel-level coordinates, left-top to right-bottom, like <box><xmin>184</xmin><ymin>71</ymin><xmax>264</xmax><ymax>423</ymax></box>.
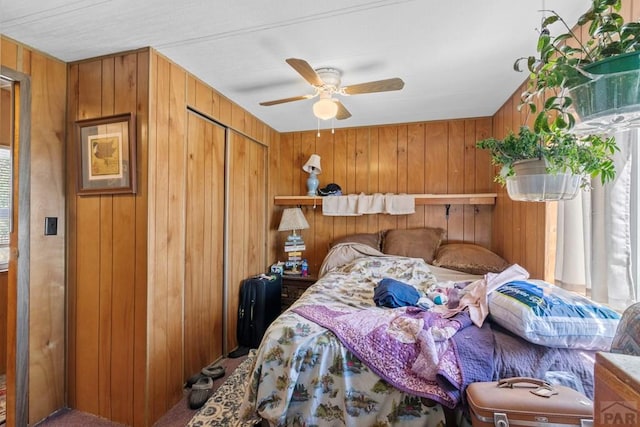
<box><xmin>1</xmin><ymin>65</ymin><xmax>30</xmax><ymax>427</ymax></box>
<box><xmin>274</xmin><ymin>193</ymin><xmax>497</xmax><ymax>206</ymax></box>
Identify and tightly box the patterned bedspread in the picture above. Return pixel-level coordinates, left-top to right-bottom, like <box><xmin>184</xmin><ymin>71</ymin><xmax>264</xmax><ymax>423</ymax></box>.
<box><xmin>239</xmin><ymin>256</ymin><xmax>461</xmax><ymax>427</ymax></box>
<box><xmin>238</xmin><ymin>254</ymin><xmax>596</xmax><ymax>426</ymax></box>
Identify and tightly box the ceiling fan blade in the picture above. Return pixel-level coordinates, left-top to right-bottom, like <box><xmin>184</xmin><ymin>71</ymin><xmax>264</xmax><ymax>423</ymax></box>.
<box><xmin>286</xmin><ymin>58</ymin><xmax>324</xmax><ymax>87</ymax></box>
<box><xmin>335</xmin><ymin>100</ymin><xmax>352</xmax><ymax>120</ymax></box>
<box><xmin>259</xmin><ymin>94</ymin><xmax>313</xmax><ymax>106</ymax></box>
<box><xmin>342</xmin><ymin>77</ymin><xmax>405</xmax><ymax>95</ymax></box>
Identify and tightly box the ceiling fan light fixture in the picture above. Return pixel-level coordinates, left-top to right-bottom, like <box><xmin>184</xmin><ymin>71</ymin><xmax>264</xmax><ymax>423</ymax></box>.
<box><xmin>313</xmin><ymin>97</ymin><xmax>338</xmax><ymax>120</ymax></box>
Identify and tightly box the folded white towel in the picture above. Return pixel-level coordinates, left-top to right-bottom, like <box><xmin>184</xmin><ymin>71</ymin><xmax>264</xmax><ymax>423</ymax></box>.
<box><xmin>357</xmin><ymin>193</ymin><xmax>385</xmax><ymax>214</ymax></box>
<box><xmin>322</xmin><ymin>195</ymin><xmax>361</xmax><ymax>216</ymax></box>
<box><xmin>384</xmin><ymin>194</ymin><xmax>415</xmax><ymax>215</ymax></box>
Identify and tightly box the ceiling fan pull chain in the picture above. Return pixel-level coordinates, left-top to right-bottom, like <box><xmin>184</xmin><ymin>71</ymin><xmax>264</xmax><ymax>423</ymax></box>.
<box><xmin>317</xmin><ymin>118</ymin><xmax>321</xmax><ymax>138</ymax></box>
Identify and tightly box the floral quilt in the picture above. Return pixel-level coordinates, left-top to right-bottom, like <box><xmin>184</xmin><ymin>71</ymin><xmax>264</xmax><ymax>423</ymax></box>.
<box><xmin>239</xmin><ymin>256</ymin><xmax>466</xmax><ymax>427</ymax></box>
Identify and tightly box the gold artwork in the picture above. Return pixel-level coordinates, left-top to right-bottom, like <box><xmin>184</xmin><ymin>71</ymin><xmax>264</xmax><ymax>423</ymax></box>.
<box><xmin>88</xmin><ymin>133</ymin><xmax>122</xmax><ymax>179</ymax></box>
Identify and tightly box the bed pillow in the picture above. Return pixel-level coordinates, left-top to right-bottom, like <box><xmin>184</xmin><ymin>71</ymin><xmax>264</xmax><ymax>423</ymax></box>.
<box><xmin>489</xmin><ymin>279</ymin><xmax>621</xmax><ymax>350</ymax></box>
<box><xmin>330</xmin><ymin>232</ymin><xmax>383</xmax><ymax>251</ymax></box>
<box><xmin>433</xmin><ymin>243</ymin><xmax>510</xmax><ymax>275</ymax></box>
<box><xmin>381</xmin><ymin>227</ymin><xmax>444</xmax><ymax>264</ymax></box>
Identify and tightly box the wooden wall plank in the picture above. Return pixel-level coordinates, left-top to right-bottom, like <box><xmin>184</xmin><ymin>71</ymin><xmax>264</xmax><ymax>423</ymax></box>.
<box><xmin>396</xmin><ymin>125</ymin><xmax>408</xmax><ymax>230</ymax></box>
<box><xmin>332</xmin><ymin>129</ymin><xmax>348</xmax><ymax>241</ymax></box>
<box><xmin>407</xmin><ymin>123</ymin><xmax>426</xmax><ymax>229</ymax></box>
<box><xmin>378</xmin><ymin>126</ymin><xmax>398</xmax><ymax>232</ymax></box>
<box><xmin>97</xmin><ymin>56</ymin><xmax>115</xmax><ymax>420</ymax></box>
<box><xmin>313</xmin><ymin>131</ymin><xmax>334</xmax><ymax>273</ymax></box>
<box><xmin>447</xmin><ymin>121</ymin><xmax>465</xmax><ymax>242</ymax></box>
<box><xmin>132</xmin><ymin>48</ymin><xmax>149</xmax><ymax>427</ymax></box>
<box><xmin>425</xmin><ymin>122</ymin><xmax>448</xmax><ymax>233</ymax></box>
<box><xmin>74</xmin><ymin>59</ymin><xmax>103</xmax><ymax>416</ymax></box>
<box><xmin>463</xmin><ymin>119</ymin><xmax>477</xmax><ymax>243</ymax></box>
<box><xmin>366</xmin><ymin>128</ymin><xmax>380</xmax><ymax>233</ymax></box>
<box><xmin>66</xmin><ymin>61</ymin><xmax>79</xmax><ymax>416</ymax></box>
<box><xmin>165</xmin><ymin>61</ymin><xmax>187</xmax><ymax>408</ymax></box>
<box><xmin>352</xmin><ymin>127</ymin><xmax>369</xmax><ymax>238</ymax></box>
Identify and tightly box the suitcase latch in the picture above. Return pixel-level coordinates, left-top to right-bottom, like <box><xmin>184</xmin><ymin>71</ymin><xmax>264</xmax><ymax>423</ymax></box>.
<box><xmin>494</xmin><ymin>413</ymin><xmax>509</xmax><ymax>427</ymax></box>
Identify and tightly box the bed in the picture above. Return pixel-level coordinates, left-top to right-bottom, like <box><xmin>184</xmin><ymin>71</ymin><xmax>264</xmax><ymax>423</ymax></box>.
<box><xmin>239</xmin><ymin>229</ymin><xmax>620</xmax><ymax>427</ymax></box>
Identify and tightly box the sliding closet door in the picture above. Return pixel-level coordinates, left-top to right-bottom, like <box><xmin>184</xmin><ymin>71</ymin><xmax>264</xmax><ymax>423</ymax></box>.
<box><xmin>184</xmin><ymin>111</ymin><xmax>225</xmax><ymax>377</ymax></box>
<box><xmin>226</xmin><ymin>131</ymin><xmax>268</xmax><ymax>351</ymax></box>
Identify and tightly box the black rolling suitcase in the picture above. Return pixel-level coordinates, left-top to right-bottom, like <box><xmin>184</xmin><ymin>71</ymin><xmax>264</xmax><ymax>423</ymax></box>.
<box><xmin>229</xmin><ymin>274</ymin><xmax>282</xmax><ymax>358</ymax></box>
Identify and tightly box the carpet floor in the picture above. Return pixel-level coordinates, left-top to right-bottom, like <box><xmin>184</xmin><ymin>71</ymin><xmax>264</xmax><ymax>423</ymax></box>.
<box><xmin>33</xmin><ymin>355</ymin><xmax>249</xmax><ymax>427</ymax></box>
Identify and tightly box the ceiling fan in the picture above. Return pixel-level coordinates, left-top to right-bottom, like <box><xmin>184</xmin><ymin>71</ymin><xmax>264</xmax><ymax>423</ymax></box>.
<box><xmin>260</xmin><ymin>58</ymin><xmax>405</xmax><ymax>121</ymax></box>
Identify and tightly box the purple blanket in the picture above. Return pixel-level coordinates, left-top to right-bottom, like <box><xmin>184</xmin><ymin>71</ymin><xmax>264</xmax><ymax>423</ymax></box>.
<box><xmin>293</xmin><ymin>304</ymin><xmax>494</xmax><ymax>408</ymax></box>
<box><xmin>491</xmin><ymin>324</ymin><xmax>596</xmax><ymax>399</ymax></box>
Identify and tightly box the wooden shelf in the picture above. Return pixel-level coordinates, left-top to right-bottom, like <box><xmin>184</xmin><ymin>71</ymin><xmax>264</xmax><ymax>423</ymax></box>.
<box><xmin>274</xmin><ymin>193</ymin><xmax>497</xmax><ymax>206</ymax></box>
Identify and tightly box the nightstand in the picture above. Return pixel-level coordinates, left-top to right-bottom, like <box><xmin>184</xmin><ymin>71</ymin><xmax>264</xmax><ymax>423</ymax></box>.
<box><xmin>281</xmin><ymin>274</ymin><xmax>317</xmax><ymax>311</ymax></box>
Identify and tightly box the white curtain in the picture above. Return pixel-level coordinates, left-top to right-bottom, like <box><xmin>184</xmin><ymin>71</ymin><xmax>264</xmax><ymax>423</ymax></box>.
<box><xmin>555</xmin><ymin>130</ymin><xmax>638</xmax><ymax>311</ymax></box>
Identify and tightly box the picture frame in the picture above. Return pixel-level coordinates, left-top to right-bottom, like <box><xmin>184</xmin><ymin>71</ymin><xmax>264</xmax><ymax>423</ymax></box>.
<box><xmin>75</xmin><ymin>113</ymin><xmax>137</xmax><ymax>195</ymax></box>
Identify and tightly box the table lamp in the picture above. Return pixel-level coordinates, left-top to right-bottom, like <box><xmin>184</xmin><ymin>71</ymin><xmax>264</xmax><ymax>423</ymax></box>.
<box><xmin>302</xmin><ymin>154</ymin><xmax>322</xmax><ymax>196</ymax></box>
<box><xmin>278</xmin><ymin>208</ymin><xmax>309</xmax><ymax>274</ymax></box>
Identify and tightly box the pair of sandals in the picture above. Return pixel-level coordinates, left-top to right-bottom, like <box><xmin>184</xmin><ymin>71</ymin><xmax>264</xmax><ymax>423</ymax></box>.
<box><xmin>186</xmin><ymin>363</ymin><xmax>226</xmax><ymax>409</ymax></box>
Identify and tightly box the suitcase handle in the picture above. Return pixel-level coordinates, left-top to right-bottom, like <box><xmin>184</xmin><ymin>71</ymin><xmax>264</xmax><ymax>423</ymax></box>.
<box><xmin>497</xmin><ymin>377</ymin><xmax>552</xmax><ymax>389</ymax></box>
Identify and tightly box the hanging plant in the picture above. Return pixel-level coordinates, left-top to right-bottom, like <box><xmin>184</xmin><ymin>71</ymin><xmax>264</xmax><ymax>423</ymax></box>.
<box><xmin>476</xmin><ymin>0</ymin><xmax>631</xmax><ymax>200</ymax></box>
<box><xmin>477</xmin><ymin>125</ymin><xmax>617</xmax><ymax>188</ymax></box>
<box><xmin>515</xmin><ymin>0</ymin><xmax>640</xmax><ymax>133</ymax></box>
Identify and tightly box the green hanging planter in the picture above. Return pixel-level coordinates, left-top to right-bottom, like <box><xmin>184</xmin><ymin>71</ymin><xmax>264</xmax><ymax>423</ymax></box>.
<box><xmin>583</xmin><ymin>51</ymin><xmax>640</xmax><ymax>75</ymax></box>
<box><xmin>569</xmin><ymin>51</ymin><xmax>640</xmax><ymax>134</ymax></box>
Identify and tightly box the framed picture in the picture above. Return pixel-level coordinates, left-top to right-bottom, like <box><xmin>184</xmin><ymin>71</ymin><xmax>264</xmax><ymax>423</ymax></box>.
<box><xmin>75</xmin><ymin>113</ymin><xmax>136</xmax><ymax>195</ymax></box>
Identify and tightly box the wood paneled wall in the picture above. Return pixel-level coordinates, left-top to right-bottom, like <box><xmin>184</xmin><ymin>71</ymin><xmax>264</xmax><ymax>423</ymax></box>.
<box><xmin>269</xmin><ymin>119</ymin><xmax>495</xmax><ymax>273</ymax></box>
<box><xmin>1</xmin><ymin>36</ymin><xmax>67</xmax><ymax>426</ymax></box>
<box><xmin>67</xmin><ymin>48</ymin><xmax>276</xmax><ymax>426</ymax></box>
<box><xmin>67</xmin><ymin>49</ymin><xmax>149</xmax><ymax>426</ymax></box>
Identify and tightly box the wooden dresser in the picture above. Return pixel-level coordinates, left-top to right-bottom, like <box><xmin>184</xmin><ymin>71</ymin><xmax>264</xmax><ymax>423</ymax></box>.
<box><xmin>594</xmin><ymin>352</ymin><xmax>640</xmax><ymax>427</ymax></box>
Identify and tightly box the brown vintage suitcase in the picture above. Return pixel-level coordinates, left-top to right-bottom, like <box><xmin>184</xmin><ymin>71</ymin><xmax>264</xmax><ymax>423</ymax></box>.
<box><xmin>467</xmin><ymin>377</ymin><xmax>594</xmax><ymax>427</ymax></box>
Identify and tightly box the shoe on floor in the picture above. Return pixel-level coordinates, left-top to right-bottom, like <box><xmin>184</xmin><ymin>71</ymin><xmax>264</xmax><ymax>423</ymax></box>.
<box><xmin>188</xmin><ymin>376</ymin><xmax>213</xmax><ymax>409</ymax></box>
<box><xmin>184</xmin><ymin>372</ymin><xmax>203</xmax><ymax>389</ymax></box>
<box><xmin>201</xmin><ymin>363</ymin><xmax>225</xmax><ymax>380</ymax></box>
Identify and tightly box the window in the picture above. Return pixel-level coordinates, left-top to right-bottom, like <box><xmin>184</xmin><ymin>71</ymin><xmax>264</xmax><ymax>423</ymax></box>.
<box><xmin>0</xmin><ymin>77</ymin><xmax>13</xmax><ymax>271</ymax></box>
<box><xmin>0</xmin><ymin>147</ymin><xmax>10</xmax><ymax>269</ymax></box>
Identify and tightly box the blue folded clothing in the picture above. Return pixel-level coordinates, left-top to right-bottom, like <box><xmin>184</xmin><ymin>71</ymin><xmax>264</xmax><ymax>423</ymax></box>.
<box><xmin>374</xmin><ymin>278</ymin><xmax>420</xmax><ymax>308</ymax></box>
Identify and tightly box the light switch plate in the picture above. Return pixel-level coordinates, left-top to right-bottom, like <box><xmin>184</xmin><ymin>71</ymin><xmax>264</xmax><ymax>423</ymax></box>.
<box><xmin>45</xmin><ymin>217</ymin><xmax>57</xmax><ymax>235</ymax></box>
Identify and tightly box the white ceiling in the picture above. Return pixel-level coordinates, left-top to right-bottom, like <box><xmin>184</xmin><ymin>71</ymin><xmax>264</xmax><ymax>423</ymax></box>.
<box><xmin>1</xmin><ymin>0</ymin><xmax>591</xmax><ymax>133</ymax></box>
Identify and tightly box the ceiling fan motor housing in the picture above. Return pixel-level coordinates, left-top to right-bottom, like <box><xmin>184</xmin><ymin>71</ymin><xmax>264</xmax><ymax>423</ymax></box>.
<box><xmin>315</xmin><ymin>68</ymin><xmax>341</xmax><ymax>92</ymax></box>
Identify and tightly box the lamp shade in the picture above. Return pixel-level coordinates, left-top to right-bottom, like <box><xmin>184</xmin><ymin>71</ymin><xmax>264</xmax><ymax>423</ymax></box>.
<box><xmin>302</xmin><ymin>154</ymin><xmax>322</xmax><ymax>174</ymax></box>
<box><xmin>278</xmin><ymin>208</ymin><xmax>310</xmax><ymax>232</ymax></box>
<box><xmin>313</xmin><ymin>98</ymin><xmax>339</xmax><ymax>120</ymax></box>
